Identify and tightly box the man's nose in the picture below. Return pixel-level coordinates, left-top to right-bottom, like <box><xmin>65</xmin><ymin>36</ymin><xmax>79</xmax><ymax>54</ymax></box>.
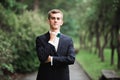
<box><xmin>54</xmin><ymin>18</ymin><xmax>58</xmax><ymax>22</ymax></box>
<box><xmin>55</xmin><ymin>18</ymin><xmax>58</xmax><ymax>21</ymax></box>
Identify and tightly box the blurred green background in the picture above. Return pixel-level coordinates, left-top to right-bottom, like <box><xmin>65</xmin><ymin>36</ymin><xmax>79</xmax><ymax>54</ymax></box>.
<box><xmin>0</xmin><ymin>0</ymin><xmax>120</xmax><ymax>80</ymax></box>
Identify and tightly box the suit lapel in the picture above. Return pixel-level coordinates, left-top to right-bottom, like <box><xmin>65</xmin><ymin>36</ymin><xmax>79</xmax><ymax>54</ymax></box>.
<box><xmin>45</xmin><ymin>32</ymin><xmax>50</xmax><ymax>42</ymax></box>
<box><xmin>57</xmin><ymin>34</ymin><xmax>64</xmax><ymax>53</ymax></box>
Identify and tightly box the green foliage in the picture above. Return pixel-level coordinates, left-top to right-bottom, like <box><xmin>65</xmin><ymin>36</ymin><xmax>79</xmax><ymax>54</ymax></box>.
<box><xmin>17</xmin><ymin>11</ymin><xmax>49</xmax><ymax>35</ymax></box>
<box><xmin>9</xmin><ymin>11</ymin><xmax>48</xmax><ymax>73</ymax></box>
<box><xmin>0</xmin><ymin>30</ymin><xmax>16</xmax><ymax>80</ymax></box>
<box><xmin>11</xmin><ymin>27</ymin><xmax>39</xmax><ymax>73</ymax></box>
<box><xmin>0</xmin><ymin>3</ymin><xmax>49</xmax><ymax>79</ymax></box>
<box><xmin>1</xmin><ymin>64</ymin><xmax>14</xmax><ymax>73</ymax></box>
<box><xmin>62</xmin><ymin>19</ymin><xmax>79</xmax><ymax>37</ymax></box>
<box><xmin>76</xmin><ymin>49</ymin><xmax>119</xmax><ymax>80</ymax></box>
<box><xmin>0</xmin><ymin>0</ymin><xmax>27</xmax><ymax>13</ymax></box>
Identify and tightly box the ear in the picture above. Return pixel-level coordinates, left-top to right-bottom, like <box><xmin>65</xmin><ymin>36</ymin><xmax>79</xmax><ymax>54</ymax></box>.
<box><xmin>61</xmin><ymin>20</ymin><xmax>63</xmax><ymax>26</ymax></box>
<box><xmin>47</xmin><ymin>19</ymin><xmax>50</xmax><ymax>24</ymax></box>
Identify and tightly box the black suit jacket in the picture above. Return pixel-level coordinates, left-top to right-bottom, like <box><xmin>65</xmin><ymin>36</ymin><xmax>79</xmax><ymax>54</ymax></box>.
<box><xmin>36</xmin><ymin>32</ymin><xmax>75</xmax><ymax>80</ymax></box>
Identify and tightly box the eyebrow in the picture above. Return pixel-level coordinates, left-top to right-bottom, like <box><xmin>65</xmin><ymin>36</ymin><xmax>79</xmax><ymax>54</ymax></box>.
<box><xmin>50</xmin><ymin>16</ymin><xmax>61</xmax><ymax>19</ymax></box>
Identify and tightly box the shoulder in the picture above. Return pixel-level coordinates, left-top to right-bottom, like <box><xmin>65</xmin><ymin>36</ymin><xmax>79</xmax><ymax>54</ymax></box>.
<box><xmin>61</xmin><ymin>33</ymin><xmax>72</xmax><ymax>41</ymax></box>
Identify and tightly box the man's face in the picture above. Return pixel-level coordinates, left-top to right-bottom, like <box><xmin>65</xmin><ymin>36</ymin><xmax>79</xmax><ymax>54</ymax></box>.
<box><xmin>48</xmin><ymin>13</ymin><xmax>63</xmax><ymax>30</ymax></box>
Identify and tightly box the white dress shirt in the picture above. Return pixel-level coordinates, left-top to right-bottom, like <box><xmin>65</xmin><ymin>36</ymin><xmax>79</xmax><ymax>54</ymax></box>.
<box><xmin>48</xmin><ymin>31</ymin><xmax>60</xmax><ymax>66</ymax></box>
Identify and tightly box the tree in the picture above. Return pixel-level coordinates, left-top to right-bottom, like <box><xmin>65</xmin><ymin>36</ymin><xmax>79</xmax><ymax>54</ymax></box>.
<box><xmin>33</xmin><ymin>0</ymin><xmax>39</xmax><ymax>11</ymax></box>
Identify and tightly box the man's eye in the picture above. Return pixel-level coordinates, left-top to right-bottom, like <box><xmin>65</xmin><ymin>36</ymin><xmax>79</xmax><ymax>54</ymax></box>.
<box><xmin>57</xmin><ymin>18</ymin><xmax>60</xmax><ymax>20</ymax></box>
<box><xmin>51</xmin><ymin>17</ymin><xmax>55</xmax><ymax>19</ymax></box>
<box><xmin>50</xmin><ymin>17</ymin><xmax>61</xmax><ymax>20</ymax></box>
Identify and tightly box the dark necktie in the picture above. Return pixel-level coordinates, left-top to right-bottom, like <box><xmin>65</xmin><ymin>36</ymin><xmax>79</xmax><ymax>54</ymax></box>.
<box><xmin>56</xmin><ymin>33</ymin><xmax>60</xmax><ymax>38</ymax></box>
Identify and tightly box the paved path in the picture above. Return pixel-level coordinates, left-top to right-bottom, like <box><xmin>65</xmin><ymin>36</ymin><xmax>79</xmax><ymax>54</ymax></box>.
<box><xmin>19</xmin><ymin>61</ymin><xmax>91</xmax><ymax>80</ymax></box>
<box><xmin>70</xmin><ymin>61</ymin><xmax>91</xmax><ymax>80</ymax></box>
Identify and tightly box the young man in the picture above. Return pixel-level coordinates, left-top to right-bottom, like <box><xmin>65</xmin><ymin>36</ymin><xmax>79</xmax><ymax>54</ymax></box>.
<box><xmin>36</xmin><ymin>9</ymin><xmax>75</xmax><ymax>80</ymax></box>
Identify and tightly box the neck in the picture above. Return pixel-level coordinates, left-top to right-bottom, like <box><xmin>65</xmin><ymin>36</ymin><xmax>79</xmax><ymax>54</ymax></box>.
<box><xmin>50</xmin><ymin>29</ymin><xmax>60</xmax><ymax>33</ymax></box>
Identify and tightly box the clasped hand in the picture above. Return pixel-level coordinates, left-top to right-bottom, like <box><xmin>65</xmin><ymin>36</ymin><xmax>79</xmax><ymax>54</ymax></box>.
<box><xmin>45</xmin><ymin>55</ymin><xmax>51</xmax><ymax>63</ymax></box>
<box><xmin>45</xmin><ymin>32</ymin><xmax>56</xmax><ymax>63</ymax></box>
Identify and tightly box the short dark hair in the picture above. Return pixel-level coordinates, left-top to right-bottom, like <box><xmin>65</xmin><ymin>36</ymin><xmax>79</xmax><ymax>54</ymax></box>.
<box><xmin>48</xmin><ymin>9</ymin><xmax>63</xmax><ymax>19</ymax></box>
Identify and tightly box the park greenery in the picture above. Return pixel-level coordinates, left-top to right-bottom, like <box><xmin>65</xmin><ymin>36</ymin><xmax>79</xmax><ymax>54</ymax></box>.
<box><xmin>0</xmin><ymin>0</ymin><xmax>120</xmax><ymax>80</ymax></box>
<box><xmin>77</xmin><ymin>49</ymin><xmax>119</xmax><ymax>80</ymax></box>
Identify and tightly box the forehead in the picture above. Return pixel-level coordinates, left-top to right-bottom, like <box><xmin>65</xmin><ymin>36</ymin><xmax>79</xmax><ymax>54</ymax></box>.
<box><xmin>50</xmin><ymin>13</ymin><xmax>63</xmax><ymax>18</ymax></box>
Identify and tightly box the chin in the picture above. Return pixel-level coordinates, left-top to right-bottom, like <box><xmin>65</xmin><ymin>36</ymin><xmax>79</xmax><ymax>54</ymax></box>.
<box><xmin>52</xmin><ymin>27</ymin><xmax>59</xmax><ymax>30</ymax></box>
<box><xmin>53</xmin><ymin>26</ymin><xmax>59</xmax><ymax>29</ymax></box>
<box><xmin>53</xmin><ymin>28</ymin><xmax>59</xmax><ymax>30</ymax></box>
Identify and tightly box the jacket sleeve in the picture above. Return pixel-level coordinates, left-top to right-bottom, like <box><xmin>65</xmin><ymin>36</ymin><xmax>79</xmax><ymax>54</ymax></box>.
<box><xmin>36</xmin><ymin>36</ymin><xmax>55</xmax><ymax>63</ymax></box>
<box><xmin>53</xmin><ymin>38</ymin><xmax>75</xmax><ymax>66</ymax></box>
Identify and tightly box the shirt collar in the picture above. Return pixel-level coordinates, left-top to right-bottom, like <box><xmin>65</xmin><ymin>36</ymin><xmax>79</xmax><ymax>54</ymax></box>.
<box><xmin>49</xmin><ymin>31</ymin><xmax>60</xmax><ymax>38</ymax></box>
<box><xmin>49</xmin><ymin>31</ymin><xmax>60</xmax><ymax>35</ymax></box>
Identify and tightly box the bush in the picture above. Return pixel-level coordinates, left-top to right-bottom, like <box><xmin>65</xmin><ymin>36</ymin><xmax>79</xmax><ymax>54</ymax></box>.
<box><xmin>11</xmin><ymin>11</ymin><xmax>48</xmax><ymax>73</ymax></box>
<box><xmin>0</xmin><ymin>4</ymin><xmax>49</xmax><ymax>79</ymax></box>
<box><xmin>0</xmin><ymin>30</ymin><xmax>16</xmax><ymax>80</ymax></box>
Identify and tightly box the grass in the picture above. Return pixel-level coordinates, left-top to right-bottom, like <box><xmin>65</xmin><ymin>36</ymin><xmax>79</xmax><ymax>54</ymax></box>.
<box><xmin>76</xmin><ymin>49</ymin><xmax>120</xmax><ymax>80</ymax></box>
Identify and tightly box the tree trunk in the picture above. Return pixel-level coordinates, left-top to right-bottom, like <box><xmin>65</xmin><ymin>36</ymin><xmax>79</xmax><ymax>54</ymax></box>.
<box><xmin>99</xmin><ymin>47</ymin><xmax>104</xmax><ymax>62</ymax></box>
<box><xmin>33</xmin><ymin>0</ymin><xmax>39</xmax><ymax>11</ymax></box>
<box><xmin>95</xmin><ymin>20</ymin><xmax>101</xmax><ymax>57</ymax></box>
<box><xmin>20</xmin><ymin>0</ymin><xmax>24</xmax><ymax>2</ymax></box>
<box><xmin>96</xmin><ymin>34</ymin><xmax>100</xmax><ymax>57</ymax></box>
<box><xmin>117</xmin><ymin>35</ymin><xmax>120</xmax><ymax>69</ymax></box>
<box><xmin>95</xmin><ymin>21</ymin><xmax>104</xmax><ymax>61</ymax></box>
<box><xmin>113</xmin><ymin>9</ymin><xmax>120</xmax><ymax>69</ymax></box>
<box><xmin>110</xmin><ymin>26</ymin><xmax>115</xmax><ymax>65</ymax></box>
<box><xmin>117</xmin><ymin>46</ymin><xmax>120</xmax><ymax>69</ymax></box>
<box><xmin>114</xmin><ymin>1</ymin><xmax>120</xmax><ymax>69</ymax></box>
<box><xmin>111</xmin><ymin>47</ymin><xmax>115</xmax><ymax>65</ymax></box>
